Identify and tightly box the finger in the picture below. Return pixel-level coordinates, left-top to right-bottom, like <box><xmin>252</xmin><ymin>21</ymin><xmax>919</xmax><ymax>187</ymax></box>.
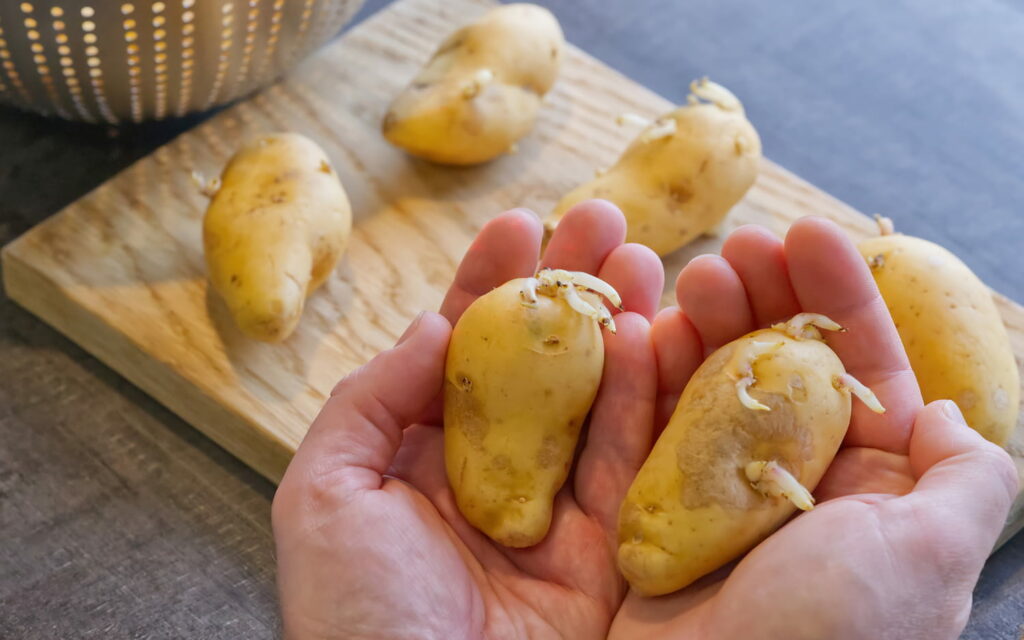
<box><xmin>596</xmin><ymin>243</ymin><xmax>664</xmax><ymax>321</ymax></box>
<box><xmin>286</xmin><ymin>312</ymin><xmax>452</xmax><ymax>496</ymax></box>
<box><xmin>902</xmin><ymin>401</ymin><xmax>1018</xmax><ymax>563</ymax></box>
<box><xmin>439</xmin><ymin>208</ymin><xmax>542</xmax><ymax>324</ymax></box>
<box><xmin>651</xmin><ymin>307</ymin><xmax>703</xmax><ymax>430</ymax></box>
<box><xmin>541</xmin><ymin>199</ymin><xmax>627</xmax><ymax>274</ymax></box>
<box><xmin>784</xmin><ymin>217</ymin><xmax>921</xmax><ymax>453</ymax></box>
<box><xmin>575</xmin><ymin>313</ymin><xmax>657</xmax><ymax>531</ymax></box>
<box><xmin>720</xmin><ymin>225</ymin><xmax>800</xmax><ymax>326</ymax></box>
<box><xmin>676</xmin><ymin>254</ymin><xmax>755</xmax><ymax>353</ymax></box>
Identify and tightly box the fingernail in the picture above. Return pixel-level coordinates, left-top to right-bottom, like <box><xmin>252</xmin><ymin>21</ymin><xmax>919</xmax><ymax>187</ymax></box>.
<box><xmin>942</xmin><ymin>400</ymin><xmax>967</xmax><ymax>425</ymax></box>
<box><xmin>397</xmin><ymin>311</ymin><xmax>426</xmax><ymax>346</ymax></box>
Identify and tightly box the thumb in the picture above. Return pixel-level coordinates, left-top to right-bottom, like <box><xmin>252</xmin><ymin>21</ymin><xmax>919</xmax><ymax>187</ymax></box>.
<box><xmin>905</xmin><ymin>400</ymin><xmax>1018</xmax><ymax>552</ymax></box>
<box><xmin>284</xmin><ymin>311</ymin><xmax>452</xmax><ymax>495</ymax></box>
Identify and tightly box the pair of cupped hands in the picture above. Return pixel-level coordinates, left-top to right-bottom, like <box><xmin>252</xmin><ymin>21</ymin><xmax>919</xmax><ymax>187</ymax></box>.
<box><xmin>272</xmin><ymin>201</ymin><xmax>1018</xmax><ymax>640</ymax></box>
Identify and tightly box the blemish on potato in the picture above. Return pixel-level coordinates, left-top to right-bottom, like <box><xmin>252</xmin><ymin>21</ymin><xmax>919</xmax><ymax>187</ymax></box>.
<box><xmin>994</xmin><ymin>388</ymin><xmax>1009</xmax><ymax>411</ymax></box>
<box><xmin>668</xmin><ymin>184</ymin><xmax>693</xmax><ymax>204</ymax></box>
<box><xmin>318</xmin><ymin>160</ymin><xmax>332</xmax><ymax>174</ymax></box>
<box><xmin>959</xmin><ymin>390</ymin><xmax>978</xmax><ymax>410</ymax></box>
<box><xmin>536</xmin><ymin>434</ymin><xmax>560</xmax><ymax>468</ymax></box>
<box><xmin>787</xmin><ymin>374</ymin><xmax>808</xmax><ymax>402</ymax></box>
<box><xmin>492</xmin><ymin>454</ymin><xmax>510</xmax><ymax>470</ymax></box>
<box><xmin>446</xmin><ymin>379</ymin><xmax>488</xmax><ymax>447</ymax></box>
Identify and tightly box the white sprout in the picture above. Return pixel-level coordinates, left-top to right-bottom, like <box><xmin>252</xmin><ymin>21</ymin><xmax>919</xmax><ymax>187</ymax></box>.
<box><xmin>737</xmin><ymin>376</ymin><xmax>771</xmax><ymax>412</ymax></box>
<box><xmin>730</xmin><ymin>341</ymin><xmax>784</xmax><ymax>411</ymax></box>
<box><xmin>594</xmin><ymin>166</ymin><xmax>608</xmax><ymax>177</ymax></box>
<box><xmin>638</xmin><ymin>117</ymin><xmax>677</xmax><ymax>143</ymax></box>
<box><xmin>507</xmin><ymin>142</ymin><xmax>519</xmax><ymax>155</ymax></box>
<box><xmin>462</xmin><ymin>68</ymin><xmax>495</xmax><ymax>98</ymax></box>
<box><xmin>688</xmin><ymin>77</ymin><xmax>743</xmax><ymax>112</ymax></box>
<box><xmin>834</xmin><ymin>373</ymin><xmax>886</xmax><ymax>414</ymax></box>
<box><xmin>191</xmin><ymin>170</ymin><xmax>221</xmax><ymax>198</ymax></box>
<box><xmin>874</xmin><ymin>214</ymin><xmax>895</xmax><ymax>236</ymax></box>
<box><xmin>772</xmin><ymin>313</ymin><xmax>844</xmax><ymax>340</ymax></box>
<box><xmin>528</xmin><ymin>268</ymin><xmax>621</xmax><ymax>333</ymax></box>
<box><xmin>594</xmin><ymin>301</ymin><xmax>616</xmax><ymax>332</ymax></box>
<box><xmin>566</xmin><ymin>271</ymin><xmax>624</xmax><ymax>310</ymax></box>
<box><xmin>519</xmin><ymin>277</ymin><xmax>540</xmax><ymax>307</ymax></box>
<box><xmin>746</xmin><ymin>461</ymin><xmax>815</xmax><ymax>511</ymax></box>
<box><xmin>561</xmin><ymin>281</ymin><xmax>612</xmax><ymax>331</ymax></box>
<box><xmin>616</xmin><ymin>112</ymin><xmax>651</xmax><ymax>128</ymax></box>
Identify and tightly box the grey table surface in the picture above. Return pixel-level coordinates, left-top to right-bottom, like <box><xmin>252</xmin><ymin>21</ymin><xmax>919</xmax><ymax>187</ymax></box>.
<box><xmin>2</xmin><ymin>0</ymin><xmax>1023</xmax><ymax>638</ymax></box>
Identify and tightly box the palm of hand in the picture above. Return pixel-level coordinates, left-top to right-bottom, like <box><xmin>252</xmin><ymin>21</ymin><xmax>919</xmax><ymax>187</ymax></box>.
<box><xmin>611</xmin><ymin>219</ymin><xmax>1015</xmax><ymax>640</ymax></box>
<box><xmin>275</xmin><ymin>202</ymin><xmax>1016</xmax><ymax>640</ymax></box>
<box><xmin>274</xmin><ymin>202</ymin><xmax>664</xmax><ymax>639</ymax></box>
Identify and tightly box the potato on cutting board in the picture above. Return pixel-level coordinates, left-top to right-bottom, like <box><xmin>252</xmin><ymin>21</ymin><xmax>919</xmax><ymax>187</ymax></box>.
<box><xmin>859</xmin><ymin>220</ymin><xmax>1020</xmax><ymax>446</ymax></box>
<box><xmin>203</xmin><ymin>133</ymin><xmax>352</xmax><ymax>342</ymax></box>
<box><xmin>546</xmin><ymin>78</ymin><xmax>761</xmax><ymax>257</ymax></box>
<box><xmin>382</xmin><ymin>3</ymin><xmax>564</xmax><ymax>165</ymax></box>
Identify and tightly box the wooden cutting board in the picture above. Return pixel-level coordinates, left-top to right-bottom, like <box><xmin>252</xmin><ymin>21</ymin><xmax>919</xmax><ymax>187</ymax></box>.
<box><xmin>3</xmin><ymin>0</ymin><xmax>1023</xmax><ymax>545</ymax></box>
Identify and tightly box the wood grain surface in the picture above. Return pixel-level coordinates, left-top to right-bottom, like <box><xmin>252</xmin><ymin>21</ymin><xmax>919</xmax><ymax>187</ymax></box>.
<box><xmin>3</xmin><ymin>0</ymin><xmax>1024</xmax><ymax>545</ymax></box>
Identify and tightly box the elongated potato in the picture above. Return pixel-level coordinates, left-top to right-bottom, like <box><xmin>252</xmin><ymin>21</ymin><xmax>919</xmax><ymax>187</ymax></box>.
<box><xmin>203</xmin><ymin>133</ymin><xmax>351</xmax><ymax>342</ymax></box>
<box><xmin>545</xmin><ymin>79</ymin><xmax>761</xmax><ymax>256</ymax></box>
<box><xmin>860</xmin><ymin>228</ymin><xmax>1019</xmax><ymax>445</ymax></box>
<box><xmin>445</xmin><ymin>269</ymin><xmax>619</xmax><ymax>547</ymax></box>
<box><xmin>382</xmin><ymin>3</ymin><xmax>564</xmax><ymax>165</ymax></box>
<box><xmin>618</xmin><ymin>315</ymin><xmax>883</xmax><ymax>596</ymax></box>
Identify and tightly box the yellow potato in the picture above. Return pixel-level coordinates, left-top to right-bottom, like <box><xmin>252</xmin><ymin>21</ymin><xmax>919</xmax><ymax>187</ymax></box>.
<box><xmin>382</xmin><ymin>3</ymin><xmax>564</xmax><ymax>165</ymax></box>
<box><xmin>618</xmin><ymin>315</ymin><xmax>883</xmax><ymax>596</ymax></box>
<box><xmin>445</xmin><ymin>269</ymin><xmax>619</xmax><ymax>547</ymax></box>
<box><xmin>203</xmin><ymin>133</ymin><xmax>351</xmax><ymax>342</ymax></box>
<box><xmin>860</xmin><ymin>228</ymin><xmax>1019</xmax><ymax>445</ymax></box>
<box><xmin>546</xmin><ymin>78</ymin><xmax>761</xmax><ymax>257</ymax></box>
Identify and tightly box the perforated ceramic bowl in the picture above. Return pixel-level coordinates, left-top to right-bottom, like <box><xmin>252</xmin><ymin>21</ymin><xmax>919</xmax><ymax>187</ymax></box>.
<box><xmin>0</xmin><ymin>0</ymin><xmax>364</xmax><ymax>123</ymax></box>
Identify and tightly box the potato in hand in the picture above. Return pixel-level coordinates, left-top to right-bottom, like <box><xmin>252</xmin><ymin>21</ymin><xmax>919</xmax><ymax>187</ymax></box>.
<box><xmin>382</xmin><ymin>3</ymin><xmax>564</xmax><ymax>165</ymax></box>
<box><xmin>203</xmin><ymin>133</ymin><xmax>352</xmax><ymax>342</ymax></box>
<box><xmin>618</xmin><ymin>314</ymin><xmax>884</xmax><ymax>596</ymax></box>
<box><xmin>445</xmin><ymin>269</ymin><xmax>620</xmax><ymax>547</ymax></box>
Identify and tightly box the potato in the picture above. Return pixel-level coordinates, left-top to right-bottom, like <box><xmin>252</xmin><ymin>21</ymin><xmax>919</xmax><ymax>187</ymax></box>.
<box><xmin>445</xmin><ymin>269</ymin><xmax>620</xmax><ymax>547</ymax></box>
<box><xmin>859</xmin><ymin>227</ymin><xmax>1019</xmax><ymax>445</ymax></box>
<box><xmin>545</xmin><ymin>78</ymin><xmax>761</xmax><ymax>257</ymax></box>
<box><xmin>382</xmin><ymin>3</ymin><xmax>564</xmax><ymax>165</ymax></box>
<box><xmin>618</xmin><ymin>314</ymin><xmax>883</xmax><ymax>596</ymax></box>
<box><xmin>203</xmin><ymin>133</ymin><xmax>351</xmax><ymax>342</ymax></box>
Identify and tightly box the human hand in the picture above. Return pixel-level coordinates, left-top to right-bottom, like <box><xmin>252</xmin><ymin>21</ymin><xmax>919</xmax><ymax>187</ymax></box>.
<box><xmin>608</xmin><ymin>218</ymin><xmax>1019</xmax><ymax>640</ymax></box>
<box><xmin>272</xmin><ymin>200</ymin><xmax>664</xmax><ymax>639</ymax></box>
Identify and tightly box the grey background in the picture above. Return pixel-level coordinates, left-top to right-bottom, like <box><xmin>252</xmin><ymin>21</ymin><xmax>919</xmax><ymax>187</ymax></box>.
<box><xmin>1</xmin><ymin>0</ymin><xmax>1022</xmax><ymax>637</ymax></box>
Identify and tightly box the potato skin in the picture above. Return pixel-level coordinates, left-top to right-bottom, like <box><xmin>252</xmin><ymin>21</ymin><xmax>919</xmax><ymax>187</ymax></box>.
<box><xmin>618</xmin><ymin>329</ymin><xmax>850</xmax><ymax>596</ymax></box>
<box><xmin>547</xmin><ymin>85</ymin><xmax>761</xmax><ymax>257</ymax></box>
<box><xmin>444</xmin><ymin>279</ymin><xmax>603</xmax><ymax>547</ymax></box>
<box><xmin>203</xmin><ymin>133</ymin><xmax>351</xmax><ymax>342</ymax></box>
<box><xmin>382</xmin><ymin>4</ymin><xmax>564</xmax><ymax>165</ymax></box>
<box><xmin>860</xmin><ymin>234</ymin><xmax>1019</xmax><ymax>445</ymax></box>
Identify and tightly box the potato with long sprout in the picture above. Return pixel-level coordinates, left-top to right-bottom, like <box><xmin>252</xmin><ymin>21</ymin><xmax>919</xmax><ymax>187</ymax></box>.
<box><xmin>618</xmin><ymin>313</ymin><xmax>884</xmax><ymax>596</ymax></box>
<box><xmin>860</xmin><ymin>218</ymin><xmax>1019</xmax><ymax>445</ymax></box>
<box><xmin>382</xmin><ymin>4</ymin><xmax>564</xmax><ymax>165</ymax></box>
<box><xmin>203</xmin><ymin>133</ymin><xmax>351</xmax><ymax>342</ymax></box>
<box><xmin>546</xmin><ymin>78</ymin><xmax>761</xmax><ymax>256</ymax></box>
<box><xmin>445</xmin><ymin>268</ymin><xmax>620</xmax><ymax>547</ymax></box>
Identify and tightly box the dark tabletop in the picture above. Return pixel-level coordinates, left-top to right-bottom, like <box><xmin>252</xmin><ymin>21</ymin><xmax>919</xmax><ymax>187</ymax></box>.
<box><xmin>2</xmin><ymin>1</ymin><xmax>1023</xmax><ymax>638</ymax></box>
